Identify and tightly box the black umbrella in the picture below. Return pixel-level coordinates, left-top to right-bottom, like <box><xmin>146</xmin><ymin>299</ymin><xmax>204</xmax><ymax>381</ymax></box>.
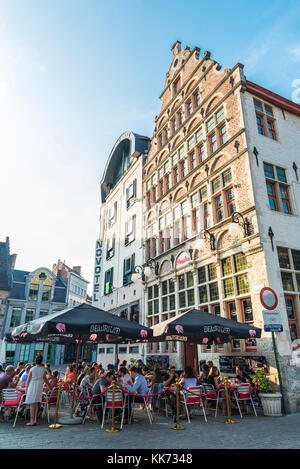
<box><xmin>151</xmin><ymin>308</ymin><xmax>261</xmax><ymax>345</ymax></box>
<box><xmin>9</xmin><ymin>303</ymin><xmax>152</xmax><ymax>344</ymax></box>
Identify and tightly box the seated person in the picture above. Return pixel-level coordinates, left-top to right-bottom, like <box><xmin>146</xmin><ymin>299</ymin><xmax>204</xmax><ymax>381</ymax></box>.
<box><xmin>43</xmin><ymin>370</ymin><xmax>59</xmax><ymax>393</ymax></box>
<box><xmin>179</xmin><ymin>366</ymin><xmax>198</xmax><ymax>389</ymax></box>
<box><xmin>235</xmin><ymin>366</ymin><xmax>250</xmax><ymax>384</ymax></box>
<box><xmin>162</xmin><ymin>366</ymin><xmax>179</xmax><ymax>419</ymax></box>
<box><xmin>17</xmin><ymin>364</ymin><xmax>31</xmax><ymax>392</ymax></box>
<box><xmin>0</xmin><ymin>366</ymin><xmax>17</xmax><ymax>393</ymax></box>
<box><xmin>151</xmin><ymin>367</ymin><xmax>164</xmax><ymax>384</ymax></box>
<box><xmin>118</xmin><ymin>367</ymin><xmax>132</xmax><ymax>387</ymax></box>
<box><xmin>91</xmin><ymin>371</ymin><xmax>115</xmax><ymax>421</ymax></box>
<box><xmin>62</xmin><ymin>365</ymin><xmax>75</xmax><ymax>389</ymax></box>
<box><xmin>198</xmin><ymin>364</ymin><xmax>210</xmax><ymax>384</ymax></box>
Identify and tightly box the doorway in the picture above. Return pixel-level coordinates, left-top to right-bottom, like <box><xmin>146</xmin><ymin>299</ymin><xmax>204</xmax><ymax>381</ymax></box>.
<box><xmin>183</xmin><ymin>342</ymin><xmax>199</xmax><ymax>373</ymax></box>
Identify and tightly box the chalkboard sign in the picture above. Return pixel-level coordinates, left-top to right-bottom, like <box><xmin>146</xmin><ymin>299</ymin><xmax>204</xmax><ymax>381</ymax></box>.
<box><xmin>219</xmin><ymin>356</ymin><xmax>267</xmax><ymax>374</ymax></box>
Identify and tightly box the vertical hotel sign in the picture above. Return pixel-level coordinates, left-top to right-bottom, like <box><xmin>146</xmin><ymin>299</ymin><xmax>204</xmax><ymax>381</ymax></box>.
<box><xmin>93</xmin><ymin>239</ymin><xmax>103</xmax><ymax>304</ymax></box>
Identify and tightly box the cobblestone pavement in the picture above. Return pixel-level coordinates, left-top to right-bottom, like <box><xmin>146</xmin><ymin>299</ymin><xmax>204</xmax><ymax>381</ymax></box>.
<box><xmin>1</xmin><ymin>405</ymin><xmax>300</xmax><ymax>449</ymax></box>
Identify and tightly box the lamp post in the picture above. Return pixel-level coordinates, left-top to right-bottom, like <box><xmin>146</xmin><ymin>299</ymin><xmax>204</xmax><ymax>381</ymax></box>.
<box><xmin>196</xmin><ymin>229</ymin><xmax>216</xmax><ymax>251</ymax></box>
<box><xmin>132</xmin><ymin>258</ymin><xmax>159</xmax><ymax>283</ymax></box>
<box><xmin>228</xmin><ymin>211</ymin><xmax>251</xmax><ymax>237</ymax></box>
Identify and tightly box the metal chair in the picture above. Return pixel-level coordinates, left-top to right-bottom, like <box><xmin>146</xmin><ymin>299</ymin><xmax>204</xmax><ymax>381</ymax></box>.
<box><xmin>0</xmin><ymin>389</ymin><xmax>26</xmax><ymax>427</ymax></box>
<box><xmin>180</xmin><ymin>386</ymin><xmax>207</xmax><ymax>423</ymax></box>
<box><xmin>232</xmin><ymin>383</ymin><xmax>257</xmax><ymax>418</ymax></box>
<box><xmin>101</xmin><ymin>389</ymin><xmax>127</xmax><ymax>430</ymax></box>
<box><xmin>202</xmin><ymin>383</ymin><xmax>225</xmax><ymax>418</ymax></box>
<box><xmin>129</xmin><ymin>389</ymin><xmax>153</xmax><ymax>424</ymax></box>
<box><xmin>42</xmin><ymin>388</ymin><xmax>59</xmax><ymax>423</ymax></box>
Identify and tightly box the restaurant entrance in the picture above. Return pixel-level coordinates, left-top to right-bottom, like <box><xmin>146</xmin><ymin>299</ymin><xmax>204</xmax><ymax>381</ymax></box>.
<box><xmin>183</xmin><ymin>342</ymin><xmax>199</xmax><ymax>373</ymax></box>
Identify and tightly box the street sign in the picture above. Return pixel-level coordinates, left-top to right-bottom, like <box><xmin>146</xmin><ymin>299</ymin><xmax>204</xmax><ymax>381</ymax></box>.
<box><xmin>262</xmin><ymin>309</ymin><xmax>283</xmax><ymax>332</ymax></box>
<box><xmin>260</xmin><ymin>287</ymin><xmax>278</xmax><ymax>310</ymax></box>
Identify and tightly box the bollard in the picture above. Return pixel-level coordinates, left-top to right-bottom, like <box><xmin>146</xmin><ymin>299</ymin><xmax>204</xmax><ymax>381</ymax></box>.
<box><xmin>49</xmin><ymin>379</ymin><xmax>63</xmax><ymax>429</ymax></box>
<box><xmin>106</xmin><ymin>380</ymin><xmax>119</xmax><ymax>433</ymax></box>
<box><xmin>171</xmin><ymin>379</ymin><xmax>184</xmax><ymax>431</ymax></box>
<box><xmin>224</xmin><ymin>377</ymin><xmax>235</xmax><ymax>425</ymax></box>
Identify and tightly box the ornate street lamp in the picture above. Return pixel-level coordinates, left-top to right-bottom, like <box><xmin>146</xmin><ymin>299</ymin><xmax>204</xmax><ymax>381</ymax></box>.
<box><xmin>228</xmin><ymin>211</ymin><xmax>251</xmax><ymax>237</ymax></box>
<box><xmin>132</xmin><ymin>258</ymin><xmax>159</xmax><ymax>283</ymax></box>
<box><xmin>196</xmin><ymin>229</ymin><xmax>216</xmax><ymax>252</ymax></box>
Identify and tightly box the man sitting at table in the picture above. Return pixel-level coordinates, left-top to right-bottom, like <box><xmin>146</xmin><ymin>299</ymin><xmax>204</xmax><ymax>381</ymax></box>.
<box><xmin>125</xmin><ymin>366</ymin><xmax>148</xmax><ymax>403</ymax></box>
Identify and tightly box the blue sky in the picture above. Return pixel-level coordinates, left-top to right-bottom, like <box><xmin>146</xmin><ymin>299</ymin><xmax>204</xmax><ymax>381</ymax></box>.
<box><xmin>0</xmin><ymin>0</ymin><xmax>299</xmax><ymax>291</ymax></box>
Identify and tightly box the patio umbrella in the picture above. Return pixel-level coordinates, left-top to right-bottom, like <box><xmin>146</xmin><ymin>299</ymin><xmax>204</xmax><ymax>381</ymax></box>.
<box><xmin>151</xmin><ymin>308</ymin><xmax>261</xmax><ymax>345</ymax></box>
<box><xmin>9</xmin><ymin>303</ymin><xmax>152</xmax><ymax>344</ymax></box>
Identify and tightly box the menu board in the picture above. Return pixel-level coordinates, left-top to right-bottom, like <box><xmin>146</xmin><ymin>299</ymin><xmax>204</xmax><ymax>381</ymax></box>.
<box><xmin>146</xmin><ymin>355</ymin><xmax>169</xmax><ymax>369</ymax></box>
<box><xmin>219</xmin><ymin>356</ymin><xmax>268</xmax><ymax>374</ymax></box>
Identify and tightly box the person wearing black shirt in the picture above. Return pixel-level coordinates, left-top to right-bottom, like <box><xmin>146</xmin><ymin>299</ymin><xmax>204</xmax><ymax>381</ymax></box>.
<box><xmin>162</xmin><ymin>366</ymin><xmax>178</xmax><ymax>420</ymax></box>
<box><xmin>235</xmin><ymin>366</ymin><xmax>250</xmax><ymax>383</ymax></box>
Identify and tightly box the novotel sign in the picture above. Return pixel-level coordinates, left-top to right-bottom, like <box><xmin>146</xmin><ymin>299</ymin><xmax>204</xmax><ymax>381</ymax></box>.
<box><xmin>93</xmin><ymin>240</ymin><xmax>103</xmax><ymax>303</ymax></box>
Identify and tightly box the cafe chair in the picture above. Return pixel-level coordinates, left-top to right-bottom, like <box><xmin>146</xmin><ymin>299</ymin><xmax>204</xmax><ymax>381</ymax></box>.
<box><xmin>180</xmin><ymin>386</ymin><xmax>207</xmax><ymax>423</ymax></box>
<box><xmin>0</xmin><ymin>389</ymin><xmax>26</xmax><ymax>428</ymax></box>
<box><xmin>129</xmin><ymin>389</ymin><xmax>153</xmax><ymax>424</ymax></box>
<box><xmin>202</xmin><ymin>383</ymin><xmax>225</xmax><ymax>418</ymax></box>
<box><xmin>42</xmin><ymin>388</ymin><xmax>59</xmax><ymax>423</ymax></box>
<box><xmin>232</xmin><ymin>383</ymin><xmax>257</xmax><ymax>418</ymax></box>
<box><xmin>101</xmin><ymin>389</ymin><xmax>127</xmax><ymax>430</ymax></box>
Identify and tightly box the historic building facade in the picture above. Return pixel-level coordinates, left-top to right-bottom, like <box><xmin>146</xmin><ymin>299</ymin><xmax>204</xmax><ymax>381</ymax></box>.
<box><xmin>142</xmin><ymin>41</ymin><xmax>300</xmax><ymax>411</ymax></box>
<box><xmin>93</xmin><ymin>131</ymin><xmax>150</xmax><ymax>367</ymax></box>
<box><xmin>2</xmin><ymin>267</ymin><xmax>68</xmax><ymax>366</ymax></box>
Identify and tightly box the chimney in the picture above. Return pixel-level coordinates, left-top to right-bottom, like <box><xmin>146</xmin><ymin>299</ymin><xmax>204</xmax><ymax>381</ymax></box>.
<box><xmin>72</xmin><ymin>266</ymin><xmax>82</xmax><ymax>276</ymax></box>
<box><xmin>10</xmin><ymin>254</ymin><xmax>17</xmax><ymax>270</ymax></box>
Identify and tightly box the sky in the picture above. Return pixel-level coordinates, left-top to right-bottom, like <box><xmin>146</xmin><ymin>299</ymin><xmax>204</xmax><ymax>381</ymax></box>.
<box><xmin>0</xmin><ymin>0</ymin><xmax>299</xmax><ymax>293</ymax></box>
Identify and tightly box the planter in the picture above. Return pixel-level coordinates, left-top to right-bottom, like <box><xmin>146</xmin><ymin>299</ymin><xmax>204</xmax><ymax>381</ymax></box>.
<box><xmin>259</xmin><ymin>393</ymin><xmax>282</xmax><ymax>417</ymax></box>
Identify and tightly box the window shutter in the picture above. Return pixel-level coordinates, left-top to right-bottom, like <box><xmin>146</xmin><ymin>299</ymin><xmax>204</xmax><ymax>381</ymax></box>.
<box><xmin>133</xmin><ymin>179</ymin><xmax>137</xmax><ymax>197</ymax></box>
<box><xmin>133</xmin><ymin>215</ymin><xmax>136</xmax><ymax>239</ymax></box>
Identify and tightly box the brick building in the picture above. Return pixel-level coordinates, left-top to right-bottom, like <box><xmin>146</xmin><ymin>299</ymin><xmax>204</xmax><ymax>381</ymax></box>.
<box><xmin>142</xmin><ymin>41</ymin><xmax>300</xmax><ymax>411</ymax></box>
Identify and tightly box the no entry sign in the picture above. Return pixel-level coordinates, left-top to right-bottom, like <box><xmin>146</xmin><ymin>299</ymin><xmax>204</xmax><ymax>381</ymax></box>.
<box><xmin>260</xmin><ymin>287</ymin><xmax>278</xmax><ymax>310</ymax></box>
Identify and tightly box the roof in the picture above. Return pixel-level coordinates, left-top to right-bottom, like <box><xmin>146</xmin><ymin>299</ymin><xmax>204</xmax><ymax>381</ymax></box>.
<box><xmin>100</xmin><ymin>131</ymin><xmax>150</xmax><ymax>203</ymax></box>
<box><xmin>8</xmin><ymin>269</ymin><xmax>67</xmax><ymax>304</ymax></box>
<box><xmin>246</xmin><ymin>81</ymin><xmax>300</xmax><ymax>117</ymax></box>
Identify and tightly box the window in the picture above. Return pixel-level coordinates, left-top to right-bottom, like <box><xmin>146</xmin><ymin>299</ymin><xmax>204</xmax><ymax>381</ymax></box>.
<box><xmin>10</xmin><ymin>307</ymin><xmax>22</xmax><ymax>328</ymax></box>
<box><xmin>108</xmin><ymin>202</ymin><xmax>117</xmax><ymax>227</ymax></box>
<box><xmin>173</xmin><ymin>76</ymin><xmax>181</xmax><ymax>96</ymax></box>
<box><xmin>285</xmin><ymin>296</ymin><xmax>299</xmax><ymax>341</ymax></box>
<box><xmin>42</xmin><ymin>285</ymin><xmax>51</xmax><ymax>302</ymax></box>
<box><xmin>264</xmin><ymin>163</ymin><xmax>291</xmax><ymax>214</ymax></box>
<box><xmin>123</xmin><ymin>254</ymin><xmax>135</xmax><ymax>286</ymax></box>
<box><xmin>193</xmin><ymin>91</ymin><xmax>201</xmax><ymax>108</ymax></box>
<box><xmin>206</xmin><ymin>107</ymin><xmax>227</xmax><ymax>154</ymax></box>
<box><xmin>106</xmin><ymin>235</ymin><xmax>115</xmax><ymax>260</ymax></box>
<box><xmin>39</xmin><ymin>309</ymin><xmax>48</xmax><ymax>318</ymax></box>
<box><xmin>189</xmin><ymin>150</ymin><xmax>197</xmax><ymax>170</ymax></box>
<box><xmin>104</xmin><ymin>268</ymin><xmax>114</xmax><ymax>295</ymax></box>
<box><xmin>126</xmin><ymin>179</ymin><xmax>137</xmax><ymax>208</ymax></box>
<box><xmin>147</xmin><ymin>285</ymin><xmax>159</xmax><ymax>316</ymax></box>
<box><xmin>254</xmin><ymin>99</ymin><xmax>277</xmax><ymax>140</ymax></box>
<box><xmin>28</xmin><ymin>284</ymin><xmax>39</xmax><ymax>301</ymax></box>
<box><xmin>186</xmin><ymin>99</ymin><xmax>193</xmax><ymax>116</ymax></box>
<box><xmin>25</xmin><ymin>309</ymin><xmax>35</xmax><ymax>323</ymax></box>
<box><xmin>125</xmin><ymin>215</ymin><xmax>136</xmax><ymax>245</ymax></box>
<box><xmin>5</xmin><ymin>343</ymin><xmax>16</xmax><ymax>364</ymax></box>
<box><xmin>19</xmin><ymin>344</ymin><xmax>30</xmax><ymax>362</ymax></box>
<box><xmin>129</xmin><ymin>346</ymin><xmax>139</xmax><ymax>354</ymax></box>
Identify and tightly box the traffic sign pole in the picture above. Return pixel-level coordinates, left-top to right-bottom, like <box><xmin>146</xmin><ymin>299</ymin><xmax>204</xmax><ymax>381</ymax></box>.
<box><xmin>271</xmin><ymin>331</ymin><xmax>287</xmax><ymax>415</ymax></box>
<box><xmin>260</xmin><ymin>287</ymin><xmax>287</xmax><ymax>415</ymax></box>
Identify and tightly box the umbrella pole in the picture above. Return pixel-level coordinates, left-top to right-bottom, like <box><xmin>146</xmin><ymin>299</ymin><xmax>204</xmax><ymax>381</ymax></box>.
<box><xmin>42</xmin><ymin>343</ymin><xmax>46</xmax><ymax>364</ymax></box>
<box><xmin>115</xmin><ymin>344</ymin><xmax>118</xmax><ymax>370</ymax></box>
<box><xmin>71</xmin><ymin>340</ymin><xmax>81</xmax><ymax>413</ymax></box>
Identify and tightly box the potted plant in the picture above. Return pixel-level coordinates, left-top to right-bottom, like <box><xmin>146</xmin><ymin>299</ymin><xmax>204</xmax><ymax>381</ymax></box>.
<box><xmin>252</xmin><ymin>369</ymin><xmax>282</xmax><ymax>417</ymax></box>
